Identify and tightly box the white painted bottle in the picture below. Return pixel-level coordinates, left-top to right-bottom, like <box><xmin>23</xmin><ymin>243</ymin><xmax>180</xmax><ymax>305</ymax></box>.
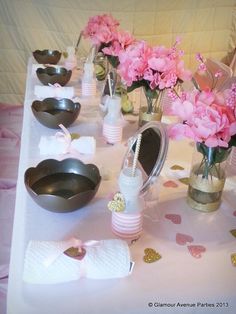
<box><xmin>81</xmin><ymin>62</ymin><xmax>96</xmax><ymax>97</ymax></box>
<box><xmin>103</xmin><ymin>95</ymin><xmax>123</xmax><ymax>144</ymax></box>
<box><xmin>112</xmin><ymin>167</ymin><xmax>144</xmax><ymax>239</ymax></box>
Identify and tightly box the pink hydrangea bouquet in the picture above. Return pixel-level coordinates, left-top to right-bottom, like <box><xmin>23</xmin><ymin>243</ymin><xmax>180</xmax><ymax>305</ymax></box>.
<box><xmin>167</xmin><ymin>54</ymin><xmax>236</xmax><ymax>211</ymax></box>
<box><xmin>168</xmin><ymin>54</ymin><xmax>236</xmax><ymax>180</ymax></box>
<box><xmin>102</xmin><ymin>30</ymin><xmax>135</xmax><ymax>68</ymax></box>
<box><xmin>82</xmin><ymin>14</ymin><xmax>120</xmax><ymax>47</ymax></box>
<box><xmin>117</xmin><ymin>39</ymin><xmax>192</xmax><ymax>114</ymax></box>
<box><xmin>83</xmin><ymin>14</ymin><xmax>135</xmax><ymax>69</ymax></box>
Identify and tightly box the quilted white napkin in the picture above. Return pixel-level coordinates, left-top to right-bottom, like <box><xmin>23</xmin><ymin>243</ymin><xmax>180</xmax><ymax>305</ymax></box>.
<box><xmin>71</xmin><ymin>137</ymin><xmax>96</xmax><ymax>155</ymax></box>
<box><xmin>23</xmin><ymin>238</ymin><xmax>133</xmax><ymax>284</ymax></box>
<box><xmin>38</xmin><ymin>135</ymin><xmax>68</xmax><ymax>155</ymax></box>
<box><xmin>38</xmin><ymin>125</ymin><xmax>96</xmax><ymax>156</ymax></box>
<box><xmin>34</xmin><ymin>85</ymin><xmax>74</xmax><ymax>99</ymax></box>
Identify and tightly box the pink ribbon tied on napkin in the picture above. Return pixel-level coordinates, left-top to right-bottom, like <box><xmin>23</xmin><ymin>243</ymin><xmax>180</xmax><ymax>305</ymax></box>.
<box><xmin>43</xmin><ymin>238</ymin><xmax>100</xmax><ymax>268</ymax></box>
<box><xmin>55</xmin><ymin>124</ymin><xmax>72</xmax><ymax>154</ymax></box>
<box><xmin>48</xmin><ymin>83</ymin><xmax>63</xmax><ymax>99</ymax></box>
<box><xmin>70</xmin><ymin>238</ymin><xmax>100</xmax><ymax>251</ymax></box>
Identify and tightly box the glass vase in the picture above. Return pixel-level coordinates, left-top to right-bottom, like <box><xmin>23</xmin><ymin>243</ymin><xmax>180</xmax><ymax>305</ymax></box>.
<box><xmin>139</xmin><ymin>87</ymin><xmax>164</xmax><ymax>127</ymax></box>
<box><xmin>187</xmin><ymin>142</ymin><xmax>231</xmax><ymax>212</ymax></box>
<box><xmin>94</xmin><ymin>52</ymin><xmax>108</xmax><ymax>81</ymax></box>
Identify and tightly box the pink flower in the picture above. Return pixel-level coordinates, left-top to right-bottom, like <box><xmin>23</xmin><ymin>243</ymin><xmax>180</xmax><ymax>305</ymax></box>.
<box><xmin>102</xmin><ymin>30</ymin><xmax>135</xmax><ymax>57</ymax></box>
<box><xmin>83</xmin><ymin>14</ymin><xmax>119</xmax><ymax>46</ymax></box>
<box><xmin>168</xmin><ymin>89</ymin><xmax>236</xmax><ymax>148</ymax></box>
<box><xmin>117</xmin><ymin>38</ymin><xmax>191</xmax><ymax>91</ymax></box>
<box><xmin>169</xmin><ymin>98</ymin><xmax>194</xmax><ymax>120</ymax></box>
<box><xmin>118</xmin><ymin>41</ymin><xmax>152</xmax><ymax>86</ymax></box>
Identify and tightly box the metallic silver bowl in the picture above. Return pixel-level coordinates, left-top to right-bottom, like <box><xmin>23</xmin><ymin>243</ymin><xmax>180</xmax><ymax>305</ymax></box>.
<box><xmin>33</xmin><ymin>49</ymin><xmax>62</xmax><ymax>64</ymax></box>
<box><xmin>24</xmin><ymin>158</ymin><xmax>101</xmax><ymax>213</ymax></box>
<box><xmin>32</xmin><ymin>98</ymin><xmax>81</xmax><ymax>129</ymax></box>
<box><xmin>36</xmin><ymin>67</ymin><xmax>72</xmax><ymax>86</ymax></box>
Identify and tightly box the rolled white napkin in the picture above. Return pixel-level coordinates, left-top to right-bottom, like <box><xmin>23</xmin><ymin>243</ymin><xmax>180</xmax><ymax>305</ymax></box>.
<box><xmin>23</xmin><ymin>238</ymin><xmax>133</xmax><ymax>284</ymax></box>
<box><xmin>71</xmin><ymin>136</ymin><xmax>96</xmax><ymax>155</ymax></box>
<box><xmin>38</xmin><ymin>127</ymin><xmax>96</xmax><ymax>156</ymax></box>
<box><xmin>34</xmin><ymin>85</ymin><xmax>75</xmax><ymax>99</ymax></box>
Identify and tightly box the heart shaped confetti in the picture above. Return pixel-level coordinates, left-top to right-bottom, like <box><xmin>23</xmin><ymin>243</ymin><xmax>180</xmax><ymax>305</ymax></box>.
<box><xmin>64</xmin><ymin>247</ymin><xmax>86</xmax><ymax>260</ymax></box>
<box><xmin>107</xmin><ymin>192</ymin><xmax>125</xmax><ymax>212</ymax></box>
<box><xmin>165</xmin><ymin>214</ymin><xmax>181</xmax><ymax>224</ymax></box>
<box><xmin>231</xmin><ymin>253</ymin><xmax>236</xmax><ymax>266</ymax></box>
<box><xmin>233</xmin><ymin>211</ymin><xmax>236</xmax><ymax>217</ymax></box>
<box><xmin>170</xmin><ymin>164</ymin><xmax>185</xmax><ymax>170</ymax></box>
<box><xmin>230</xmin><ymin>229</ymin><xmax>236</xmax><ymax>238</ymax></box>
<box><xmin>178</xmin><ymin>177</ymin><xmax>189</xmax><ymax>185</ymax></box>
<box><xmin>70</xmin><ymin>132</ymin><xmax>80</xmax><ymax>140</ymax></box>
<box><xmin>187</xmin><ymin>245</ymin><xmax>206</xmax><ymax>259</ymax></box>
<box><xmin>163</xmin><ymin>180</ymin><xmax>178</xmax><ymax>188</ymax></box>
<box><xmin>143</xmin><ymin>248</ymin><xmax>161</xmax><ymax>263</ymax></box>
<box><xmin>176</xmin><ymin>233</ymin><xmax>194</xmax><ymax>246</ymax></box>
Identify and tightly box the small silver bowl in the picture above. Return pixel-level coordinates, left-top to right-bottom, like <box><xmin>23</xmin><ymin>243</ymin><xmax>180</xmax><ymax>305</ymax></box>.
<box><xmin>36</xmin><ymin>67</ymin><xmax>72</xmax><ymax>86</ymax></box>
<box><xmin>32</xmin><ymin>98</ymin><xmax>81</xmax><ymax>129</ymax></box>
<box><xmin>24</xmin><ymin>158</ymin><xmax>101</xmax><ymax>213</ymax></box>
<box><xmin>33</xmin><ymin>49</ymin><xmax>62</xmax><ymax>64</ymax></box>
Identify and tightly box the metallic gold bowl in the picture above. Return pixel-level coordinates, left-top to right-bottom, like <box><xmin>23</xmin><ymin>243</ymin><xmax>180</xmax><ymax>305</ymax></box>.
<box><xmin>36</xmin><ymin>67</ymin><xmax>72</xmax><ymax>86</ymax></box>
<box><xmin>33</xmin><ymin>49</ymin><xmax>62</xmax><ymax>64</ymax></box>
<box><xmin>24</xmin><ymin>158</ymin><xmax>101</xmax><ymax>213</ymax></box>
<box><xmin>32</xmin><ymin>98</ymin><xmax>81</xmax><ymax>129</ymax></box>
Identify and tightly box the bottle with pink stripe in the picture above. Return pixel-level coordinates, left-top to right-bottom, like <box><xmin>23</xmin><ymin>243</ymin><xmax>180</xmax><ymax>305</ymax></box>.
<box><xmin>103</xmin><ymin>95</ymin><xmax>123</xmax><ymax>144</ymax></box>
<box><xmin>81</xmin><ymin>62</ymin><xmax>97</xmax><ymax>97</ymax></box>
<box><xmin>111</xmin><ymin>167</ymin><xmax>144</xmax><ymax>240</ymax></box>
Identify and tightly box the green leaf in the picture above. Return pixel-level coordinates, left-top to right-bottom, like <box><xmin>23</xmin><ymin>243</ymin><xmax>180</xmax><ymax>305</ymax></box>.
<box><xmin>107</xmin><ymin>55</ymin><xmax>119</xmax><ymax>68</ymax></box>
<box><xmin>214</xmin><ymin>147</ymin><xmax>231</xmax><ymax>163</ymax></box>
<box><xmin>197</xmin><ymin>142</ymin><xmax>231</xmax><ymax>165</ymax></box>
<box><xmin>127</xmin><ymin>82</ymin><xmax>142</xmax><ymax>93</ymax></box>
<box><xmin>144</xmin><ymin>87</ymin><xmax>158</xmax><ymax>99</ymax></box>
<box><xmin>228</xmin><ymin>135</ymin><xmax>236</xmax><ymax>148</ymax></box>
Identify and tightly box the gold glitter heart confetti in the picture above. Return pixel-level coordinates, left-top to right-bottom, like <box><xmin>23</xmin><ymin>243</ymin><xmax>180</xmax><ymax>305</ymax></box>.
<box><xmin>179</xmin><ymin>177</ymin><xmax>189</xmax><ymax>185</ymax></box>
<box><xmin>170</xmin><ymin>164</ymin><xmax>185</xmax><ymax>170</ymax></box>
<box><xmin>64</xmin><ymin>247</ymin><xmax>86</xmax><ymax>260</ymax></box>
<box><xmin>107</xmin><ymin>192</ymin><xmax>125</xmax><ymax>212</ymax></box>
<box><xmin>70</xmin><ymin>133</ymin><xmax>80</xmax><ymax>140</ymax></box>
<box><xmin>143</xmin><ymin>248</ymin><xmax>161</xmax><ymax>263</ymax></box>
<box><xmin>231</xmin><ymin>253</ymin><xmax>236</xmax><ymax>266</ymax></box>
<box><xmin>230</xmin><ymin>229</ymin><xmax>236</xmax><ymax>238</ymax></box>
<box><xmin>62</xmin><ymin>51</ymin><xmax>68</xmax><ymax>58</ymax></box>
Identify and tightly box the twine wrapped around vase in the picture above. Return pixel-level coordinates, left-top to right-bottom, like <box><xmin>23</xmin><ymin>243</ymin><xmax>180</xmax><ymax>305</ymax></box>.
<box><xmin>187</xmin><ymin>143</ymin><xmax>231</xmax><ymax>212</ymax></box>
<box><xmin>187</xmin><ymin>164</ymin><xmax>226</xmax><ymax>212</ymax></box>
<box><xmin>138</xmin><ymin>87</ymin><xmax>164</xmax><ymax>127</ymax></box>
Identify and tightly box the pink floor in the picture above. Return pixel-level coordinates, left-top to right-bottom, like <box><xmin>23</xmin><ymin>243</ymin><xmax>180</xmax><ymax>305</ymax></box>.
<box><xmin>0</xmin><ymin>104</ymin><xmax>23</xmax><ymax>314</ymax></box>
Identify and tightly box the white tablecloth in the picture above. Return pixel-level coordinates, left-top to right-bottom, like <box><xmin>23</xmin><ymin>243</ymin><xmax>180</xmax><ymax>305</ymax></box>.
<box><xmin>7</xmin><ymin>58</ymin><xmax>236</xmax><ymax>314</ymax></box>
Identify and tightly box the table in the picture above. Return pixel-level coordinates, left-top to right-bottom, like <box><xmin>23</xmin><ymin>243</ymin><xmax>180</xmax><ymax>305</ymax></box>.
<box><xmin>7</xmin><ymin>58</ymin><xmax>236</xmax><ymax>314</ymax></box>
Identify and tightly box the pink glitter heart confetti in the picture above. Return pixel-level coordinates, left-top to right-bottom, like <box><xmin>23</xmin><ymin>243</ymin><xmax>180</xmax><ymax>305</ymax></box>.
<box><xmin>187</xmin><ymin>245</ymin><xmax>206</xmax><ymax>259</ymax></box>
<box><xmin>165</xmin><ymin>214</ymin><xmax>181</xmax><ymax>224</ymax></box>
<box><xmin>176</xmin><ymin>233</ymin><xmax>194</xmax><ymax>246</ymax></box>
<box><xmin>163</xmin><ymin>180</ymin><xmax>178</xmax><ymax>188</ymax></box>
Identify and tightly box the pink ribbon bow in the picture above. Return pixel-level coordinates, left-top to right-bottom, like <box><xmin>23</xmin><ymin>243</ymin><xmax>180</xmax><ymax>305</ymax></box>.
<box><xmin>55</xmin><ymin>124</ymin><xmax>72</xmax><ymax>154</ymax></box>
